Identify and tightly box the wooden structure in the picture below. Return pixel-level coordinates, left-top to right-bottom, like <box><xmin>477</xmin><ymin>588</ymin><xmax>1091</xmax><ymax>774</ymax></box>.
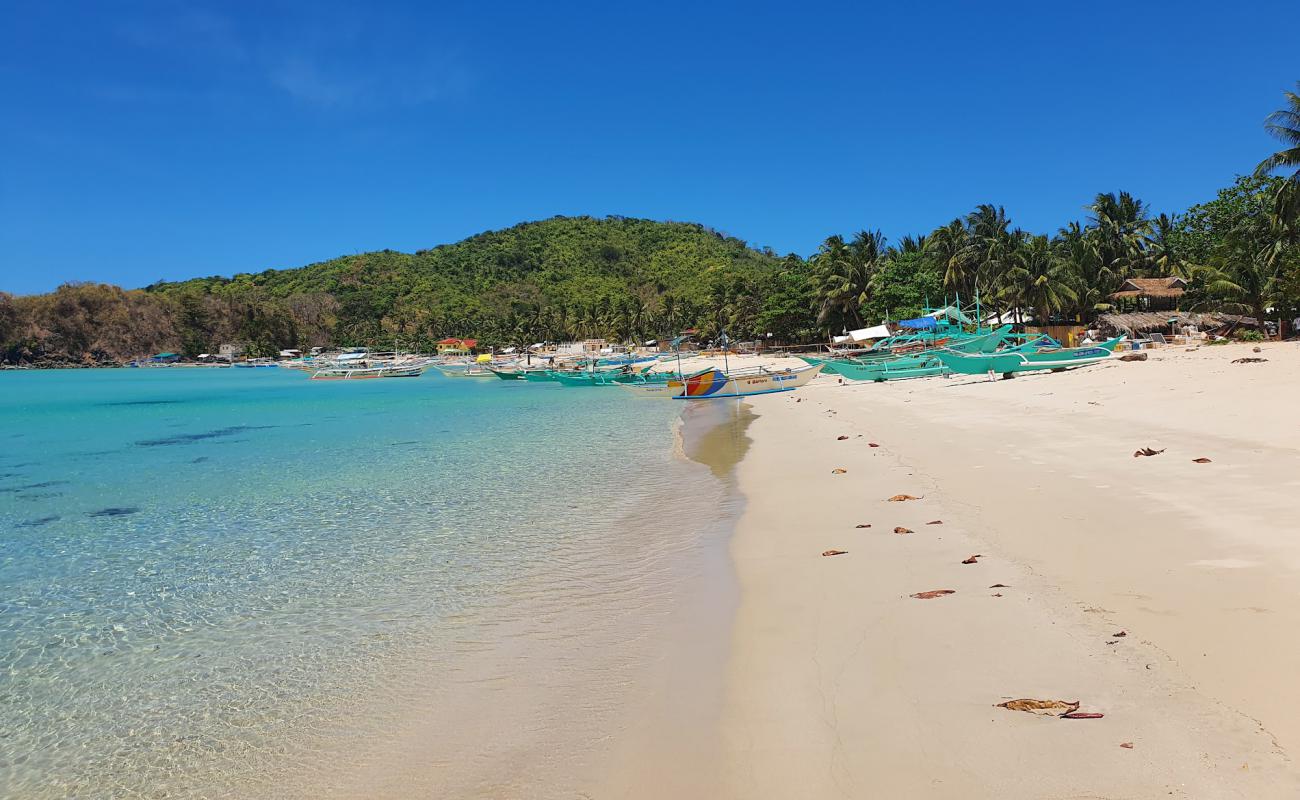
<box><xmin>1109</xmin><ymin>277</ymin><xmax>1187</xmax><ymax>311</ymax></box>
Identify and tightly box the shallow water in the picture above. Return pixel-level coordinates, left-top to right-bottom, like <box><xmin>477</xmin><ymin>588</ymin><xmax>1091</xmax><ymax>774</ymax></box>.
<box><xmin>0</xmin><ymin>368</ymin><xmax>737</xmax><ymax>798</ymax></box>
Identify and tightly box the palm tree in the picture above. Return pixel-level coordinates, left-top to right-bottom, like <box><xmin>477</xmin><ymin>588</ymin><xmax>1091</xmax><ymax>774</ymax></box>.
<box><xmin>811</xmin><ymin>231</ymin><xmax>884</xmax><ymax>334</ymax></box>
<box><xmin>1144</xmin><ymin>213</ymin><xmax>1185</xmax><ymax>277</ymax></box>
<box><xmin>1085</xmin><ymin>191</ymin><xmax>1152</xmax><ymax>297</ymax></box>
<box><xmin>965</xmin><ymin>204</ymin><xmax>1015</xmax><ymax>302</ymax></box>
<box><xmin>1014</xmin><ymin>235</ymin><xmax>1077</xmax><ymax>325</ymax></box>
<box><xmin>1255</xmin><ymin>81</ymin><xmax>1300</xmax><ymax>183</ymax></box>
<box><xmin>925</xmin><ymin>219</ymin><xmax>972</xmax><ymax>299</ymax></box>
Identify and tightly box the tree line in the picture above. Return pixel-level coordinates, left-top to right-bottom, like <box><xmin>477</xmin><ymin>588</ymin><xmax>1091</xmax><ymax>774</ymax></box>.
<box><xmin>3</xmin><ymin>83</ymin><xmax>1298</xmax><ymax>364</ymax></box>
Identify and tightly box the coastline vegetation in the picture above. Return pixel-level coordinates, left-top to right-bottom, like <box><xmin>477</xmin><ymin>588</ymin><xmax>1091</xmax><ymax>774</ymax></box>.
<box><xmin>3</xmin><ymin>84</ymin><xmax>1297</xmax><ymax>365</ymax></box>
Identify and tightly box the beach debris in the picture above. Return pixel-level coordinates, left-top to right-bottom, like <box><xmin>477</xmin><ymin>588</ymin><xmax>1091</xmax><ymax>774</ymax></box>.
<box><xmin>1132</xmin><ymin>447</ymin><xmax>1165</xmax><ymax>458</ymax></box>
<box><xmin>868</xmin><ymin>442</ymin><xmax>880</xmax><ymax>448</ymax></box>
<box><xmin>1061</xmin><ymin>712</ymin><xmax>1105</xmax><ymax>720</ymax></box>
<box><xmin>854</xmin><ymin>523</ymin><xmax>871</xmax><ymax>529</ymax></box>
<box><xmin>1253</xmin><ymin>346</ymin><xmax>1262</xmax><ymax>353</ymax></box>
<box><xmin>1231</xmin><ymin>357</ymin><xmax>1267</xmax><ymax>364</ymax></box>
<box><xmin>1118</xmin><ymin>353</ymin><xmax>1148</xmax><ymax>362</ymax></box>
<box><xmin>1192</xmin><ymin>457</ymin><xmax>1212</xmax><ymax>463</ymax></box>
<box><xmin>836</xmin><ymin>435</ymin><xmax>849</xmax><ymax>440</ymax></box>
<box><xmin>893</xmin><ymin>526</ymin><xmax>913</xmax><ymax>535</ymax></box>
<box><xmin>1106</xmin><ymin>640</ymin><xmax>1119</xmax><ymax>645</ymax></box>
<box><xmin>1120</xmin><ymin>742</ymin><xmax>1134</xmax><ymax>749</ymax></box>
<box><xmin>991</xmin><ymin>593</ymin><xmax>1003</xmax><ymax>597</ymax></box>
<box><xmin>831</xmin><ymin>468</ymin><xmax>847</xmax><ymax>474</ymax></box>
<box><xmin>1113</xmin><ymin>630</ymin><xmax>1127</xmax><ymax>637</ymax></box>
<box><xmin>997</xmin><ymin>699</ymin><xmax>1079</xmax><ymax>716</ymax></box>
<box><xmin>961</xmin><ymin>554</ymin><xmax>982</xmax><ymax>565</ymax></box>
<box><xmin>989</xmin><ymin>584</ymin><xmax>1009</xmax><ymax>588</ymax></box>
<box><xmin>887</xmin><ymin>494</ymin><xmax>922</xmax><ymax>502</ymax></box>
<box><xmin>821</xmin><ymin>549</ymin><xmax>848</xmax><ymax>557</ymax></box>
<box><xmin>926</xmin><ymin>519</ymin><xmax>943</xmax><ymax>525</ymax></box>
<box><xmin>910</xmin><ymin>589</ymin><xmax>955</xmax><ymax>599</ymax></box>
<box><xmin>796</xmin><ymin>398</ymin><xmax>802</xmax><ymax>403</ymax></box>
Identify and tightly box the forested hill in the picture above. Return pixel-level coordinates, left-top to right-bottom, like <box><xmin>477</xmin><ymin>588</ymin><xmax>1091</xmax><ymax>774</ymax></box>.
<box><xmin>0</xmin><ymin>216</ymin><xmax>800</xmax><ymax>364</ymax></box>
<box><xmin>151</xmin><ymin>215</ymin><xmax>788</xmax><ymax>345</ymax></box>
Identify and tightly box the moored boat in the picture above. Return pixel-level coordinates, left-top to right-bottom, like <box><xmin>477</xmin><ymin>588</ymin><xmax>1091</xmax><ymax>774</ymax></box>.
<box><xmin>934</xmin><ymin>337</ymin><xmax>1125</xmax><ymax>377</ymax></box>
<box><xmin>618</xmin><ymin>363</ymin><xmax>824</xmax><ymax>399</ymax></box>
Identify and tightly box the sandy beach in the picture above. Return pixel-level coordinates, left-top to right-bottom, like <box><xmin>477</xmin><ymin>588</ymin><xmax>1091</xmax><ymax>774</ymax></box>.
<box><xmin>708</xmin><ymin>343</ymin><xmax>1300</xmax><ymax>798</ymax></box>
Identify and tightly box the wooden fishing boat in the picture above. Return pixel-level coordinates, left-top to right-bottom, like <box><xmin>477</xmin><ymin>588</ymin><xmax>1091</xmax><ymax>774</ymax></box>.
<box><xmin>831</xmin><ymin>326</ymin><xmax>1012</xmax><ymax>382</ymax></box>
<box><xmin>309</xmin><ymin>364</ymin><xmax>425</xmax><ymax>380</ymax></box>
<box><xmin>432</xmin><ymin>364</ymin><xmax>496</xmax><ymax>378</ymax></box>
<box><xmin>934</xmin><ymin>337</ymin><xmax>1124</xmax><ymax>377</ymax></box>
<box><xmin>618</xmin><ymin>363</ymin><xmax>824</xmax><ymax>399</ymax></box>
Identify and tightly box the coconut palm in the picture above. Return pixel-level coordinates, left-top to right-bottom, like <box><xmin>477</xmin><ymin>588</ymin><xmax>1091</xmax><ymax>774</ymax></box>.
<box><xmin>1014</xmin><ymin>235</ymin><xmax>1077</xmax><ymax>325</ymax></box>
<box><xmin>1144</xmin><ymin>213</ymin><xmax>1186</xmax><ymax>277</ymax></box>
<box><xmin>812</xmin><ymin>231</ymin><xmax>885</xmax><ymax>334</ymax></box>
<box><xmin>1084</xmin><ymin>191</ymin><xmax>1152</xmax><ymax>298</ymax></box>
<box><xmin>1255</xmin><ymin>81</ymin><xmax>1300</xmax><ymax>183</ymax></box>
<box><xmin>925</xmin><ymin>219</ymin><xmax>973</xmax><ymax>298</ymax></box>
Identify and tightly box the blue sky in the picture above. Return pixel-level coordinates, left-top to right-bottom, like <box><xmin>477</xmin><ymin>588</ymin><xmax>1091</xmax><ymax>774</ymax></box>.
<box><xmin>1</xmin><ymin>0</ymin><xmax>1295</xmax><ymax>295</ymax></box>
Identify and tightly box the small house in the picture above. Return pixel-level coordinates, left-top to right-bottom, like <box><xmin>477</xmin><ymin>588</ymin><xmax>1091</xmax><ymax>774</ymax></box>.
<box><xmin>436</xmin><ymin>338</ymin><xmax>478</xmax><ymax>355</ymax></box>
<box><xmin>1109</xmin><ymin>277</ymin><xmax>1187</xmax><ymax>311</ymax></box>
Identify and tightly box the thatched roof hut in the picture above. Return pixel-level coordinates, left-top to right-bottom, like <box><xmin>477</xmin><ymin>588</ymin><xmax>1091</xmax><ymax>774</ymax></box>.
<box><xmin>1108</xmin><ymin>277</ymin><xmax>1188</xmax><ymax>311</ymax></box>
<box><xmin>1096</xmin><ymin>311</ymin><xmax>1261</xmax><ymax>337</ymax></box>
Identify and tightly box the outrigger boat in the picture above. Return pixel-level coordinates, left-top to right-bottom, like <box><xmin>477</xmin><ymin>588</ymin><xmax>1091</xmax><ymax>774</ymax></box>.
<box><xmin>934</xmin><ymin>337</ymin><xmax>1125</xmax><ymax>378</ymax></box>
<box><xmin>309</xmin><ymin>363</ymin><xmax>426</xmax><ymax>380</ymax></box>
<box><xmin>617</xmin><ymin>363</ymin><xmax>824</xmax><ymax>399</ymax></box>
<box><xmin>432</xmin><ymin>363</ymin><xmax>496</xmax><ymax>378</ymax></box>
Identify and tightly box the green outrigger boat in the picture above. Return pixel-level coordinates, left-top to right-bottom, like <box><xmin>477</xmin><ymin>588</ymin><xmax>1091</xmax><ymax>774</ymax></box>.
<box><xmin>800</xmin><ymin>305</ymin><xmax>1002</xmax><ymax>375</ymax></box>
<box><xmin>829</xmin><ymin>325</ymin><xmax>1018</xmax><ymax>382</ymax></box>
<box><xmin>934</xmin><ymin>337</ymin><xmax>1125</xmax><ymax>377</ymax></box>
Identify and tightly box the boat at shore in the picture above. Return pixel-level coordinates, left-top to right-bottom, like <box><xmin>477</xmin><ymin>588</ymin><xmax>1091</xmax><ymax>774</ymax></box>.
<box><xmin>934</xmin><ymin>337</ymin><xmax>1125</xmax><ymax>377</ymax></box>
<box><xmin>618</xmin><ymin>363</ymin><xmax>824</xmax><ymax>399</ymax></box>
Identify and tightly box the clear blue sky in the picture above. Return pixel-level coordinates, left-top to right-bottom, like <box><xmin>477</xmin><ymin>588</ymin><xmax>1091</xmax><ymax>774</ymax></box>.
<box><xmin>1</xmin><ymin>0</ymin><xmax>1295</xmax><ymax>295</ymax></box>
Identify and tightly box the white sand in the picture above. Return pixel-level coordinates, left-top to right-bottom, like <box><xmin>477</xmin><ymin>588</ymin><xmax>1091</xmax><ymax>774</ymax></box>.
<box><xmin>714</xmin><ymin>343</ymin><xmax>1300</xmax><ymax>798</ymax></box>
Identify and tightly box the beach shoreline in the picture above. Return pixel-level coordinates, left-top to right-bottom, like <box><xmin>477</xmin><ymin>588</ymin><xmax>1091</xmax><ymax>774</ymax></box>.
<box><xmin>706</xmin><ymin>342</ymin><xmax>1300</xmax><ymax>798</ymax></box>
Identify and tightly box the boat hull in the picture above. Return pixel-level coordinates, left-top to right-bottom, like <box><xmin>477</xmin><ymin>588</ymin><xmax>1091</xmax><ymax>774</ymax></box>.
<box><xmin>935</xmin><ymin>337</ymin><xmax>1124</xmax><ymax>376</ymax></box>
<box><xmin>618</xmin><ymin>363</ymin><xmax>824</xmax><ymax>399</ymax></box>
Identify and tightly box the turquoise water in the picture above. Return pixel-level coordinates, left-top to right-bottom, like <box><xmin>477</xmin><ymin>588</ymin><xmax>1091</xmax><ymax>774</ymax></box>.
<box><xmin>0</xmin><ymin>368</ymin><xmax>728</xmax><ymax>798</ymax></box>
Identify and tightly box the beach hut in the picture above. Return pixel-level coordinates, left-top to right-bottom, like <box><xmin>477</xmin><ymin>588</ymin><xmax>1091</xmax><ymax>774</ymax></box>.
<box><xmin>1109</xmin><ymin>277</ymin><xmax>1187</xmax><ymax>311</ymax></box>
<box><xmin>1097</xmin><ymin>311</ymin><xmax>1263</xmax><ymax>342</ymax></box>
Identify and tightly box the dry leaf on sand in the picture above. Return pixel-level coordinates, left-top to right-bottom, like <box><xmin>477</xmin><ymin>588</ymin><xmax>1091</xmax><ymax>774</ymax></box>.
<box><xmin>1062</xmin><ymin>712</ymin><xmax>1105</xmax><ymax>719</ymax></box>
<box><xmin>997</xmin><ymin>699</ymin><xmax>1080</xmax><ymax>716</ymax></box>
<box><xmin>836</xmin><ymin>435</ymin><xmax>849</xmax><ymax>441</ymax></box>
<box><xmin>1133</xmin><ymin>447</ymin><xmax>1165</xmax><ymax>458</ymax></box>
<box><xmin>926</xmin><ymin>519</ymin><xmax>943</xmax><ymax>525</ymax></box>
<box><xmin>854</xmin><ymin>524</ymin><xmax>871</xmax><ymax>529</ymax></box>
<box><xmin>910</xmin><ymin>589</ymin><xmax>954</xmax><ymax>599</ymax></box>
<box><xmin>868</xmin><ymin>442</ymin><xmax>880</xmax><ymax>448</ymax></box>
<box><xmin>831</xmin><ymin>468</ymin><xmax>847</xmax><ymax>474</ymax></box>
<box><xmin>961</xmin><ymin>554</ymin><xmax>982</xmax><ymax>564</ymax></box>
<box><xmin>1192</xmin><ymin>457</ymin><xmax>1212</xmax><ymax>463</ymax></box>
<box><xmin>887</xmin><ymin>494</ymin><xmax>922</xmax><ymax>502</ymax></box>
<box><xmin>1120</xmin><ymin>742</ymin><xmax>1134</xmax><ymax>749</ymax></box>
<box><xmin>893</xmin><ymin>526</ymin><xmax>913</xmax><ymax>535</ymax></box>
<box><xmin>822</xmin><ymin>549</ymin><xmax>847</xmax><ymax>557</ymax></box>
<box><xmin>989</xmin><ymin>583</ymin><xmax>1009</xmax><ymax>588</ymax></box>
<box><xmin>1232</xmin><ymin>357</ymin><xmax>1267</xmax><ymax>364</ymax></box>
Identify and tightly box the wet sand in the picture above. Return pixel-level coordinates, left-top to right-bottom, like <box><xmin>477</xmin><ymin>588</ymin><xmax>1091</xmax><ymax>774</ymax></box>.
<box><xmin>715</xmin><ymin>343</ymin><xmax>1300</xmax><ymax>798</ymax></box>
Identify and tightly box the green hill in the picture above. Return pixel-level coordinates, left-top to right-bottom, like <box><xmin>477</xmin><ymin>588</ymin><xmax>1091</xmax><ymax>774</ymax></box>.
<box><xmin>1</xmin><ymin>216</ymin><xmax>807</xmax><ymax>363</ymax></box>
